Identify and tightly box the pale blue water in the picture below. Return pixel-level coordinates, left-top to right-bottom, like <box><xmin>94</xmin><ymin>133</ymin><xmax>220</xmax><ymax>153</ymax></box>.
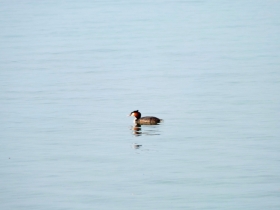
<box><xmin>1</xmin><ymin>1</ymin><xmax>280</xmax><ymax>209</ymax></box>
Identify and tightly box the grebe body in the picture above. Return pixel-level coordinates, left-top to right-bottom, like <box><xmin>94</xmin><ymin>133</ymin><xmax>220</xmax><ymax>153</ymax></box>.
<box><xmin>129</xmin><ymin>110</ymin><xmax>162</xmax><ymax>125</ymax></box>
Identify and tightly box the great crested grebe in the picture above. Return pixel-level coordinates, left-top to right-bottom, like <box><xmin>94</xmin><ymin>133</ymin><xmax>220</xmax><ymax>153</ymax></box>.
<box><xmin>129</xmin><ymin>110</ymin><xmax>162</xmax><ymax>125</ymax></box>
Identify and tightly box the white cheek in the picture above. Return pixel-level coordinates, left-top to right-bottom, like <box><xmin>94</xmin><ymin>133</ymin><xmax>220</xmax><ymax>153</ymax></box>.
<box><xmin>130</xmin><ymin>113</ymin><xmax>134</xmax><ymax>116</ymax></box>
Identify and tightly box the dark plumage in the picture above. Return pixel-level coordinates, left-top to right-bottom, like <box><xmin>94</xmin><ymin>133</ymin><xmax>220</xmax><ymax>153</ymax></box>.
<box><xmin>129</xmin><ymin>110</ymin><xmax>162</xmax><ymax>125</ymax></box>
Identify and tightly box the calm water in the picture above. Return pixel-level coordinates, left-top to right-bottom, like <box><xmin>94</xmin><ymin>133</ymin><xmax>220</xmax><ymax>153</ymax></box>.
<box><xmin>1</xmin><ymin>1</ymin><xmax>280</xmax><ymax>209</ymax></box>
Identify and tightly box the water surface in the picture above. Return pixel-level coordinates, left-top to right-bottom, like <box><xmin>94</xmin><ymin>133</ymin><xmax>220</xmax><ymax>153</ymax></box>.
<box><xmin>1</xmin><ymin>1</ymin><xmax>280</xmax><ymax>209</ymax></box>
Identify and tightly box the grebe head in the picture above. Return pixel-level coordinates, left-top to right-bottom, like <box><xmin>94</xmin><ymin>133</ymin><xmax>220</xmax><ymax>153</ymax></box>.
<box><xmin>129</xmin><ymin>110</ymin><xmax>141</xmax><ymax>119</ymax></box>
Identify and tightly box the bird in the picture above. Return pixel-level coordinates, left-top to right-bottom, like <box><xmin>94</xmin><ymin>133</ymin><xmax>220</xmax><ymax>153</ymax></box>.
<box><xmin>129</xmin><ymin>110</ymin><xmax>162</xmax><ymax>125</ymax></box>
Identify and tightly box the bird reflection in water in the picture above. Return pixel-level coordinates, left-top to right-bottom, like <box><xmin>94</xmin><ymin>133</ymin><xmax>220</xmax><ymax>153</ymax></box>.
<box><xmin>131</xmin><ymin>124</ymin><xmax>142</xmax><ymax>136</ymax></box>
<box><xmin>132</xmin><ymin>143</ymin><xmax>142</xmax><ymax>149</ymax></box>
<box><xmin>130</xmin><ymin>124</ymin><xmax>161</xmax><ymax>136</ymax></box>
